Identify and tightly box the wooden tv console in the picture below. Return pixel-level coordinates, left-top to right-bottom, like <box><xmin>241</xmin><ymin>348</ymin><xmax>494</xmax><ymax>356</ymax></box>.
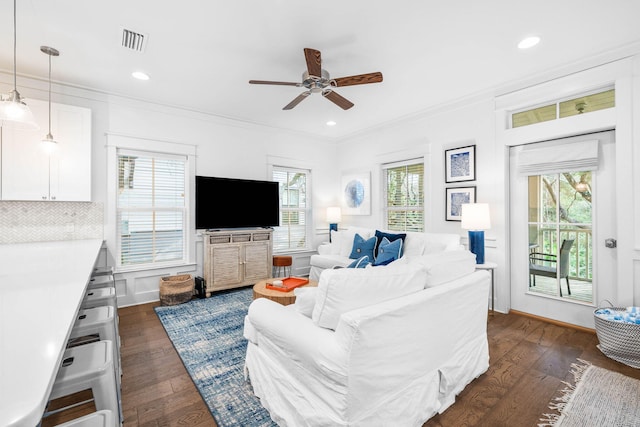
<box><xmin>203</xmin><ymin>228</ymin><xmax>273</xmax><ymax>296</ymax></box>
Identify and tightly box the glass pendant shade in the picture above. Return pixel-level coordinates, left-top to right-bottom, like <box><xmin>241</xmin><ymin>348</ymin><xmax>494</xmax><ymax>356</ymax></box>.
<box><xmin>1</xmin><ymin>0</ymin><xmax>38</xmax><ymax>130</ymax></box>
<box><xmin>41</xmin><ymin>133</ymin><xmax>57</xmax><ymax>153</ymax></box>
<box><xmin>0</xmin><ymin>90</ymin><xmax>38</xmax><ymax>130</ymax></box>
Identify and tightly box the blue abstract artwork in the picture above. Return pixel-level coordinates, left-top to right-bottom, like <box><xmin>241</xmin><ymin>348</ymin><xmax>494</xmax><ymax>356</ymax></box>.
<box><xmin>344</xmin><ymin>179</ymin><xmax>365</xmax><ymax>208</ymax></box>
<box><xmin>341</xmin><ymin>172</ymin><xmax>371</xmax><ymax>215</ymax></box>
<box><xmin>450</xmin><ymin>191</ymin><xmax>470</xmax><ymax>216</ymax></box>
<box><xmin>445</xmin><ymin>144</ymin><xmax>476</xmax><ymax>183</ymax></box>
<box><xmin>450</xmin><ymin>152</ymin><xmax>470</xmax><ymax>178</ymax></box>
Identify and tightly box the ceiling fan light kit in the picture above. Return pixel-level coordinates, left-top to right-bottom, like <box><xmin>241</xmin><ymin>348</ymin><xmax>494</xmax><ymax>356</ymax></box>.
<box><xmin>249</xmin><ymin>48</ymin><xmax>383</xmax><ymax>110</ymax></box>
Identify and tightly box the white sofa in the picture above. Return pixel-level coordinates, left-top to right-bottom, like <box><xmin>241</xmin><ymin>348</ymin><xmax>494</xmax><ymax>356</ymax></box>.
<box><xmin>243</xmin><ymin>254</ymin><xmax>491</xmax><ymax>426</ymax></box>
<box><xmin>309</xmin><ymin>227</ymin><xmax>464</xmax><ymax>281</ymax></box>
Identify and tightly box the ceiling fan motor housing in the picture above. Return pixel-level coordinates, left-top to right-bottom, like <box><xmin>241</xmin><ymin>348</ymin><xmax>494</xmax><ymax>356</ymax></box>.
<box><xmin>302</xmin><ymin>69</ymin><xmax>331</xmax><ymax>93</ymax></box>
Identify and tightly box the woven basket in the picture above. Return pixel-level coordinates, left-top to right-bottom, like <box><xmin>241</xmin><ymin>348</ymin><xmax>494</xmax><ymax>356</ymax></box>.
<box><xmin>594</xmin><ymin>305</ymin><xmax>640</xmax><ymax>369</ymax></box>
<box><xmin>160</xmin><ymin>274</ymin><xmax>194</xmax><ymax>306</ymax></box>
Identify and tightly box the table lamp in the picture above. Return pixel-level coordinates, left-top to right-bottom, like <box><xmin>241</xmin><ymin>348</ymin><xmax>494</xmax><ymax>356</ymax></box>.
<box><xmin>326</xmin><ymin>206</ymin><xmax>342</xmax><ymax>241</ymax></box>
<box><xmin>461</xmin><ymin>203</ymin><xmax>491</xmax><ymax>264</ymax></box>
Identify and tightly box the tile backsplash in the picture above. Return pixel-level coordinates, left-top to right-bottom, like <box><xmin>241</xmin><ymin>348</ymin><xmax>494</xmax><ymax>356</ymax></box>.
<box><xmin>0</xmin><ymin>201</ymin><xmax>103</xmax><ymax>244</ymax></box>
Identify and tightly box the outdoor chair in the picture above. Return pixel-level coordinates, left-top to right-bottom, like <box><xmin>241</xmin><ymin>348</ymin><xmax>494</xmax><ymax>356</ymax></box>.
<box><xmin>529</xmin><ymin>239</ymin><xmax>574</xmax><ymax>296</ymax></box>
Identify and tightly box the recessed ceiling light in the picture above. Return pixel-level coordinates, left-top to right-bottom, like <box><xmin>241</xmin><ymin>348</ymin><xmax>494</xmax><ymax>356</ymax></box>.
<box><xmin>326</xmin><ymin>120</ymin><xmax>337</xmax><ymax>126</ymax></box>
<box><xmin>132</xmin><ymin>71</ymin><xmax>150</xmax><ymax>80</ymax></box>
<box><xmin>518</xmin><ymin>36</ymin><xmax>540</xmax><ymax>49</ymax></box>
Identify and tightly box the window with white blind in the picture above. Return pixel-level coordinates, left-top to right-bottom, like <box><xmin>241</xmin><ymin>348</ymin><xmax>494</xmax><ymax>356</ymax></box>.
<box><xmin>383</xmin><ymin>159</ymin><xmax>425</xmax><ymax>232</ymax></box>
<box><xmin>272</xmin><ymin>166</ymin><xmax>310</xmax><ymax>252</ymax></box>
<box><xmin>117</xmin><ymin>149</ymin><xmax>187</xmax><ymax>268</ymax></box>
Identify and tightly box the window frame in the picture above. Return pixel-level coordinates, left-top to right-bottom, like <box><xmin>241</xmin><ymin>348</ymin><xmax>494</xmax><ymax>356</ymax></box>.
<box><xmin>271</xmin><ymin>165</ymin><xmax>312</xmax><ymax>254</ymax></box>
<box><xmin>116</xmin><ymin>149</ymin><xmax>187</xmax><ymax>269</ymax></box>
<box><xmin>509</xmin><ymin>86</ymin><xmax>615</xmax><ymax>129</ymax></box>
<box><xmin>106</xmin><ymin>134</ymin><xmax>196</xmax><ymax>273</ymax></box>
<box><xmin>382</xmin><ymin>158</ymin><xmax>425</xmax><ymax>232</ymax></box>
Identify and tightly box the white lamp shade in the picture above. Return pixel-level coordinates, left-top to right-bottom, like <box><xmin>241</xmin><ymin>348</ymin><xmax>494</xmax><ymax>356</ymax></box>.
<box><xmin>326</xmin><ymin>206</ymin><xmax>342</xmax><ymax>223</ymax></box>
<box><xmin>461</xmin><ymin>203</ymin><xmax>491</xmax><ymax>230</ymax></box>
<box><xmin>0</xmin><ymin>97</ymin><xmax>38</xmax><ymax>130</ymax></box>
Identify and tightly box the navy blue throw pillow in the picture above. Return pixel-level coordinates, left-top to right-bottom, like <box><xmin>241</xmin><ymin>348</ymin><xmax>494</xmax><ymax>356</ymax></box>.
<box><xmin>374</xmin><ymin>230</ymin><xmax>406</xmax><ymax>258</ymax></box>
<box><xmin>349</xmin><ymin>234</ymin><xmax>377</xmax><ymax>260</ymax></box>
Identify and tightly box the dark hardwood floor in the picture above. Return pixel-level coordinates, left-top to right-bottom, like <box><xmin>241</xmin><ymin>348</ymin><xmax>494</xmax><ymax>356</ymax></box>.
<box><xmin>44</xmin><ymin>302</ymin><xmax>640</xmax><ymax>427</ymax></box>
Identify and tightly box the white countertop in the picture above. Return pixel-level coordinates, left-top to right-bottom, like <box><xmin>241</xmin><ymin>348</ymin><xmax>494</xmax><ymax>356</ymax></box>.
<box><xmin>0</xmin><ymin>239</ymin><xmax>103</xmax><ymax>427</ymax></box>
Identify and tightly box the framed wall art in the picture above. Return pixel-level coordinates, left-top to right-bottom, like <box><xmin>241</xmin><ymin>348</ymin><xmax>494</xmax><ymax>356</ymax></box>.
<box><xmin>341</xmin><ymin>172</ymin><xmax>371</xmax><ymax>215</ymax></box>
<box><xmin>446</xmin><ymin>186</ymin><xmax>476</xmax><ymax>221</ymax></box>
<box><xmin>445</xmin><ymin>144</ymin><xmax>476</xmax><ymax>183</ymax></box>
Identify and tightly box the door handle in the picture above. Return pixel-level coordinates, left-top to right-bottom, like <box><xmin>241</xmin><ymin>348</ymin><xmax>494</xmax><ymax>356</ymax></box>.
<box><xmin>605</xmin><ymin>238</ymin><xmax>617</xmax><ymax>248</ymax></box>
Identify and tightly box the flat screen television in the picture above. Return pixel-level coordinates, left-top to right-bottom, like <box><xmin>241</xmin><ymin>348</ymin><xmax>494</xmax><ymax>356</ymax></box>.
<box><xmin>195</xmin><ymin>175</ymin><xmax>280</xmax><ymax>230</ymax></box>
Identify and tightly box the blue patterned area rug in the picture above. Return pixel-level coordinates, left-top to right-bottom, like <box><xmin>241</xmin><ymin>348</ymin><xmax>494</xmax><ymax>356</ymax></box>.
<box><xmin>154</xmin><ymin>287</ymin><xmax>276</xmax><ymax>427</ymax></box>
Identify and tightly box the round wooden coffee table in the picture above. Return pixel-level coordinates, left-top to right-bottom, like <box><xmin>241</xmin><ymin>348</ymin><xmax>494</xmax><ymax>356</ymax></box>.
<box><xmin>252</xmin><ymin>278</ymin><xmax>318</xmax><ymax>306</ymax></box>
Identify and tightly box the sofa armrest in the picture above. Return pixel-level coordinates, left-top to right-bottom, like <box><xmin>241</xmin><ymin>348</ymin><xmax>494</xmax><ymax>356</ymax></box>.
<box><xmin>333</xmin><ymin>271</ymin><xmax>490</xmax><ymax>415</ymax></box>
<box><xmin>245</xmin><ymin>298</ymin><xmax>348</xmax><ymax>382</ymax></box>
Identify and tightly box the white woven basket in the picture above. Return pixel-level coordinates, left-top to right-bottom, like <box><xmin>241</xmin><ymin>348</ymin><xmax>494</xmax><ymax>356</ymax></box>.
<box><xmin>594</xmin><ymin>303</ymin><xmax>640</xmax><ymax>369</ymax></box>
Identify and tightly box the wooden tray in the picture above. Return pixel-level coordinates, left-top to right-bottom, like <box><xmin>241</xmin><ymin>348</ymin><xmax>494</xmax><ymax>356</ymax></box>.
<box><xmin>266</xmin><ymin>277</ymin><xmax>309</xmax><ymax>292</ymax></box>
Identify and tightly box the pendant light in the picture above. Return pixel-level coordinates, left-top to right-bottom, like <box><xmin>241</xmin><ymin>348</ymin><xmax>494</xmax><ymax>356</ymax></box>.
<box><xmin>0</xmin><ymin>0</ymin><xmax>38</xmax><ymax>129</ymax></box>
<box><xmin>40</xmin><ymin>46</ymin><xmax>59</xmax><ymax>152</ymax></box>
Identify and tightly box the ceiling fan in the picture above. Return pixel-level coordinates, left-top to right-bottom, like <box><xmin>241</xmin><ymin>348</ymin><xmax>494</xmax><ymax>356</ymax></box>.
<box><xmin>249</xmin><ymin>48</ymin><xmax>383</xmax><ymax>110</ymax></box>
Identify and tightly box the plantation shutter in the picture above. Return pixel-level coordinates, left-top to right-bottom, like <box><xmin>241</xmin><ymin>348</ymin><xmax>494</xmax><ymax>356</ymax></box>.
<box><xmin>117</xmin><ymin>150</ymin><xmax>186</xmax><ymax>267</ymax></box>
<box><xmin>272</xmin><ymin>167</ymin><xmax>309</xmax><ymax>252</ymax></box>
<box><xmin>383</xmin><ymin>159</ymin><xmax>425</xmax><ymax>232</ymax></box>
<box><xmin>518</xmin><ymin>139</ymin><xmax>599</xmax><ymax>175</ymax></box>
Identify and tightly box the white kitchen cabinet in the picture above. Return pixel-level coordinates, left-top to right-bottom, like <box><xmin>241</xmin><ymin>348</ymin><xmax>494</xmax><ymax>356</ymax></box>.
<box><xmin>1</xmin><ymin>98</ymin><xmax>91</xmax><ymax>201</ymax></box>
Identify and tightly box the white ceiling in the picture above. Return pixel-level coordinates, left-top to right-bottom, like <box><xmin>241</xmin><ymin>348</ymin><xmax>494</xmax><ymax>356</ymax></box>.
<box><xmin>1</xmin><ymin>0</ymin><xmax>640</xmax><ymax>140</ymax></box>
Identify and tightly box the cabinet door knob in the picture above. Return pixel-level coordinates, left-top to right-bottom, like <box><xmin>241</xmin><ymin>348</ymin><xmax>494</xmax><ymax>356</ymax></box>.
<box><xmin>42</xmin><ymin>196</ymin><xmax>47</xmax><ymax>200</ymax></box>
<box><xmin>51</xmin><ymin>196</ymin><xmax>56</xmax><ymax>200</ymax></box>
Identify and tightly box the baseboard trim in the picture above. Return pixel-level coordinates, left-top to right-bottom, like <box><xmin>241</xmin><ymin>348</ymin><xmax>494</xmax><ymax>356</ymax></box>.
<box><xmin>510</xmin><ymin>309</ymin><xmax>596</xmax><ymax>334</ymax></box>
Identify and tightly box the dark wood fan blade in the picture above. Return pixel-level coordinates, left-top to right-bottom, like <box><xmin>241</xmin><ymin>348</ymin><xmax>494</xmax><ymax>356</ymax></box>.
<box><xmin>322</xmin><ymin>90</ymin><xmax>354</xmax><ymax>110</ymax></box>
<box><xmin>332</xmin><ymin>72</ymin><xmax>383</xmax><ymax>87</ymax></box>
<box><xmin>283</xmin><ymin>92</ymin><xmax>310</xmax><ymax>110</ymax></box>
<box><xmin>249</xmin><ymin>80</ymin><xmax>300</xmax><ymax>86</ymax></box>
<box><xmin>304</xmin><ymin>48</ymin><xmax>322</xmax><ymax>77</ymax></box>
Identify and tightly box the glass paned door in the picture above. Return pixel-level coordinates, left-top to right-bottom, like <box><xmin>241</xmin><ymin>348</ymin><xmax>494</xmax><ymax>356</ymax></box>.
<box><xmin>509</xmin><ymin>130</ymin><xmax>616</xmax><ymax>328</ymax></box>
<box><xmin>528</xmin><ymin>172</ymin><xmax>593</xmax><ymax>302</ymax></box>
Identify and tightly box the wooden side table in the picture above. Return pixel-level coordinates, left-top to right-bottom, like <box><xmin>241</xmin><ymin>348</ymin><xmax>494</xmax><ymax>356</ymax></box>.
<box><xmin>252</xmin><ymin>279</ymin><xmax>318</xmax><ymax>306</ymax></box>
<box><xmin>476</xmin><ymin>262</ymin><xmax>497</xmax><ymax>313</ymax></box>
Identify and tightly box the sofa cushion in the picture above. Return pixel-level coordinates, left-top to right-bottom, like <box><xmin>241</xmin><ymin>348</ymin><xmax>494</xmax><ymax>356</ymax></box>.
<box><xmin>423</xmin><ymin>233</ymin><xmax>463</xmax><ymax>253</ymax></box>
<box><xmin>311</xmin><ymin>262</ymin><xmax>426</xmax><ymax>330</ymax></box>
<box><xmin>402</xmin><ymin>231</ymin><xmax>427</xmax><ymax>257</ymax></box>
<box><xmin>374</xmin><ymin>230</ymin><xmax>407</xmax><ymax>257</ymax></box>
<box><xmin>293</xmin><ymin>287</ymin><xmax>318</xmax><ymax>317</ymax></box>
<box><xmin>347</xmin><ymin>255</ymin><xmax>371</xmax><ymax>268</ymax></box>
<box><xmin>310</xmin><ymin>254</ymin><xmax>353</xmax><ymax>270</ymax></box>
<box><xmin>407</xmin><ymin>250</ymin><xmax>477</xmax><ymax>287</ymax></box>
<box><xmin>373</xmin><ymin>237</ymin><xmax>403</xmax><ymax>266</ymax></box>
<box><xmin>349</xmin><ymin>234</ymin><xmax>377</xmax><ymax>260</ymax></box>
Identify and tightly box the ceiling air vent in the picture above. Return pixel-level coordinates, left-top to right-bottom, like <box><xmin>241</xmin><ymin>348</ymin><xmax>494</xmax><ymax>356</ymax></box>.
<box><xmin>121</xmin><ymin>28</ymin><xmax>147</xmax><ymax>53</ymax></box>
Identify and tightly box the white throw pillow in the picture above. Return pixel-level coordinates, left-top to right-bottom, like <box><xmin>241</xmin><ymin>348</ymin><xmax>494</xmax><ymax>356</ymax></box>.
<box><xmin>402</xmin><ymin>231</ymin><xmax>426</xmax><ymax>257</ymax></box>
<box><xmin>408</xmin><ymin>250</ymin><xmax>476</xmax><ymax>287</ymax></box>
<box><xmin>294</xmin><ymin>287</ymin><xmax>318</xmax><ymax>318</ymax></box>
<box><xmin>329</xmin><ymin>230</ymin><xmax>343</xmax><ymax>255</ymax></box>
<box><xmin>311</xmin><ymin>262</ymin><xmax>426</xmax><ymax>330</ymax></box>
